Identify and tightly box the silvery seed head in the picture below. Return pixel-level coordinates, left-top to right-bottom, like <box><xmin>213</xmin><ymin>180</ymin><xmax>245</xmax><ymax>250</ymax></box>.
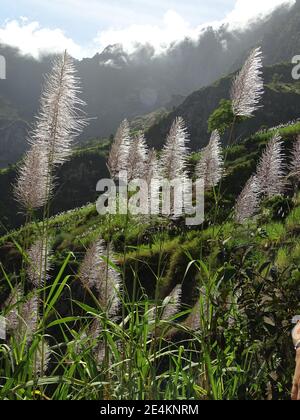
<box><xmin>231</xmin><ymin>47</ymin><xmax>264</xmax><ymax>118</ymax></box>
<box><xmin>161</xmin><ymin>284</ymin><xmax>182</xmax><ymax>321</ymax></box>
<box><xmin>256</xmin><ymin>133</ymin><xmax>285</xmax><ymax>198</ymax></box>
<box><xmin>107</xmin><ymin>119</ymin><xmax>131</xmax><ymax>179</ymax></box>
<box><xmin>161</xmin><ymin>117</ymin><xmax>190</xmax><ymax>181</ymax></box>
<box><xmin>27</xmin><ymin>238</ymin><xmax>52</xmax><ymax>288</ymax></box>
<box><xmin>196</xmin><ymin>130</ymin><xmax>223</xmax><ymax>190</ymax></box>
<box><xmin>235</xmin><ymin>175</ymin><xmax>261</xmax><ymax>224</ymax></box>
<box><xmin>79</xmin><ymin>239</ymin><xmax>121</xmax><ymax>320</ymax></box>
<box><xmin>290</xmin><ymin>135</ymin><xmax>300</xmax><ymax>181</ymax></box>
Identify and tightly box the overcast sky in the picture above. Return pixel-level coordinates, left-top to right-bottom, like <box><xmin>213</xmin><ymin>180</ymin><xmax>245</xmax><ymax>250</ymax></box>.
<box><xmin>0</xmin><ymin>0</ymin><xmax>295</xmax><ymax>58</ymax></box>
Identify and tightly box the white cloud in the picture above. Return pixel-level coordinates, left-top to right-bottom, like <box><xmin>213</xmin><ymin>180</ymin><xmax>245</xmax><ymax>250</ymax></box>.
<box><xmin>0</xmin><ymin>19</ymin><xmax>83</xmax><ymax>59</ymax></box>
<box><xmin>0</xmin><ymin>0</ymin><xmax>296</xmax><ymax>58</ymax></box>
<box><xmin>93</xmin><ymin>10</ymin><xmax>198</xmax><ymax>55</ymax></box>
<box><xmin>224</xmin><ymin>0</ymin><xmax>295</xmax><ymax>28</ymax></box>
<box><xmin>92</xmin><ymin>0</ymin><xmax>295</xmax><ymax>54</ymax></box>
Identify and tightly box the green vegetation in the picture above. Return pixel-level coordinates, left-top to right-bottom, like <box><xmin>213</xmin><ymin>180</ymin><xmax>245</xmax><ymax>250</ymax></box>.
<box><xmin>208</xmin><ymin>99</ymin><xmax>247</xmax><ymax>134</ymax></box>
<box><xmin>1</xmin><ymin>48</ymin><xmax>300</xmax><ymax>401</ymax></box>
<box><xmin>146</xmin><ymin>62</ymin><xmax>300</xmax><ymax>150</ymax></box>
<box><xmin>1</xmin><ymin>119</ymin><xmax>300</xmax><ymax>399</ymax></box>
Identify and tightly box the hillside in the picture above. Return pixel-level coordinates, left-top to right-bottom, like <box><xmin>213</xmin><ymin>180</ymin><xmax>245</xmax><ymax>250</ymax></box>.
<box><xmin>147</xmin><ymin>63</ymin><xmax>300</xmax><ymax>149</ymax></box>
<box><xmin>0</xmin><ymin>140</ymin><xmax>110</xmax><ymax>234</ymax></box>
<box><xmin>2</xmin><ymin>3</ymin><xmax>300</xmax><ymax>398</ymax></box>
<box><xmin>1</xmin><ymin>121</ymin><xmax>300</xmax><ymax>399</ymax></box>
<box><xmin>1</xmin><ymin>1</ymin><xmax>300</xmax><ymax>167</ymax></box>
<box><xmin>1</xmin><ymin>60</ymin><xmax>300</xmax><ymax>221</ymax></box>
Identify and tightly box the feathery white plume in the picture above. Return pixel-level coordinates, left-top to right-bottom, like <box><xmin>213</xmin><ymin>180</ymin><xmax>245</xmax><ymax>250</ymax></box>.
<box><xmin>4</xmin><ymin>285</ymin><xmax>23</xmax><ymax>332</ymax></box>
<box><xmin>145</xmin><ymin>148</ymin><xmax>160</xmax><ymax>186</ymax></box>
<box><xmin>161</xmin><ymin>284</ymin><xmax>182</xmax><ymax>321</ymax></box>
<box><xmin>107</xmin><ymin>119</ymin><xmax>131</xmax><ymax>179</ymax></box>
<box><xmin>79</xmin><ymin>239</ymin><xmax>121</xmax><ymax>319</ymax></box>
<box><xmin>19</xmin><ymin>294</ymin><xmax>39</xmax><ymax>343</ymax></box>
<box><xmin>4</xmin><ymin>290</ymin><xmax>39</xmax><ymax>343</ymax></box>
<box><xmin>31</xmin><ymin>51</ymin><xmax>86</xmax><ymax>166</ymax></box>
<box><xmin>79</xmin><ymin>239</ymin><xmax>106</xmax><ymax>290</ymax></box>
<box><xmin>14</xmin><ymin>145</ymin><xmax>49</xmax><ymax>210</ymax></box>
<box><xmin>234</xmin><ymin>175</ymin><xmax>261</xmax><ymax>224</ymax></box>
<box><xmin>94</xmin><ymin>342</ymin><xmax>106</xmax><ymax>366</ymax></box>
<box><xmin>14</xmin><ymin>51</ymin><xmax>86</xmax><ymax>210</ymax></box>
<box><xmin>231</xmin><ymin>47</ymin><xmax>264</xmax><ymax>118</ymax></box>
<box><xmin>89</xmin><ymin>318</ymin><xmax>102</xmax><ymax>340</ymax></box>
<box><xmin>290</xmin><ymin>135</ymin><xmax>300</xmax><ymax>181</ymax></box>
<box><xmin>27</xmin><ymin>238</ymin><xmax>51</xmax><ymax>288</ymax></box>
<box><xmin>196</xmin><ymin>130</ymin><xmax>223</xmax><ymax>190</ymax></box>
<box><xmin>145</xmin><ymin>148</ymin><xmax>161</xmax><ymax>210</ymax></box>
<box><xmin>161</xmin><ymin>117</ymin><xmax>189</xmax><ymax>180</ymax></box>
<box><xmin>256</xmin><ymin>133</ymin><xmax>285</xmax><ymax>198</ymax></box>
<box><xmin>73</xmin><ymin>319</ymin><xmax>99</xmax><ymax>357</ymax></box>
<box><xmin>127</xmin><ymin>132</ymin><xmax>148</xmax><ymax>181</ymax></box>
<box><xmin>33</xmin><ymin>340</ymin><xmax>51</xmax><ymax>376</ymax></box>
<box><xmin>187</xmin><ymin>300</ymin><xmax>201</xmax><ymax>332</ymax></box>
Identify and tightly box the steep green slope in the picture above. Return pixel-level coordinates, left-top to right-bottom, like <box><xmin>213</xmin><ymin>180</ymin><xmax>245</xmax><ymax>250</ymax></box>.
<box><xmin>0</xmin><ymin>140</ymin><xmax>110</xmax><ymax>234</ymax></box>
<box><xmin>1</xmin><ymin>123</ymin><xmax>300</xmax><ymax>399</ymax></box>
<box><xmin>146</xmin><ymin>63</ymin><xmax>300</xmax><ymax>150</ymax></box>
<box><xmin>1</xmin><ymin>114</ymin><xmax>299</xmax><ymax>235</ymax></box>
<box><xmin>1</xmin><ymin>122</ymin><xmax>299</xmax><ymax>270</ymax></box>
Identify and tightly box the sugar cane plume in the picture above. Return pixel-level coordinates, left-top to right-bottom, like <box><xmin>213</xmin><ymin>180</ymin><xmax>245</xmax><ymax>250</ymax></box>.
<box><xmin>256</xmin><ymin>133</ymin><xmax>285</xmax><ymax>198</ymax></box>
<box><xmin>79</xmin><ymin>240</ymin><xmax>106</xmax><ymax>289</ymax></box>
<box><xmin>31</xmin><ymin>51</ymin><xmax>86</xmax><ymax>167</ymax></box>
<box><xmin>127</xmin><ymin>132</ymin><xmax>148</xmax><ymax>182</ymax></box>
<box><xmin>89</xmin><ymin>318</ymin><xmax>102</xmax><ymax>340</ymax></box>
<box><xmin>14</xmin><ymin>51</ymin><xmax>86</xmax><ymax>210</ymax></box>
<box><xmin>145</xmin><ymin>148</ymin><xmax>161</xmax><ymax>209</ymax></box>
<box><xmin>33</xmin><ymin>340</ymin><xmax>51</xmax><ymax>376</ymax></box>
<box><xmin>145</xmin><ymin>148</ymin><xmax>160</xmax><ymax>186</ymax></box>
<box><xmin>196</xmin><ymin>130</ymin><xmax>223</xmax><ymax>190</ymax></box>
<box><xmin>79</xmin><ymin>239</ymin><xmax>121</xmax><ymax>319</ymax></box>
<box><xmin>14</xmin><ymin>144</ymin><xmax>49</xmax><ymax>211</ymax></box>
<box><xmin>27</xmin><ymin>238</ymin><xmax>52</xmax><ymax>288</ymax></box>
<box><xmin>234</xmin><ymin>175</ymin><xmax>261</xmax><ymax>224</ymax></box>
<box><xmin>94</xmin><ymin>342</ymin><xmax>106</xmax><ymax>365</ymax></box>
<box><xmin>94</xmin><ymin>337</ymin><xmax>122</xmax><ymax>367</ymax></box>
<box><xmin>187</xmin><ymin>300</ymin><xmax>201</xmax><ymax>332</ymax></box>
<box><xmin>231</xmin><ymin>47</ymin><xmax>264</xmax><ymax>118</ymax></box>
<box><xmin>107</xmin><ymin>119</ymin><xmax>131</xmax><ymax>179</ymax></box>
<box><xmin>161</xmin><ymin>117</ymin><xmax>189</xmax><ymax>180</ymax></box>
<box><xmin>4</xmin><ymin>285</ymin><xmax>23</xmax><ymax>332</ymax></box>
<box><xmin>4</xmin><ymin>290</ymin><xmax>39</xmax><ymax>343</ymax></box>
<box><xmin>77</xmin><ymin>319</ymin><xmax>106</xmax><ymax>365</ymax></box>
<box><xmin>161</xmin><ymin>284</ymin><xmax>182</xmax><ymax>321</ymax></box>
<box><xmin>18</xmin><ymin>294</ymin><xmax>39</xmax><ymax>343</ymax></box>
<box><xmin>290</xmin><ymin>135</ymin><xmax>300</xmax><ymax>181</ymax></box>
<box><xmin>73</xmin><ymin>318</ymin><xmax>101</xmax><ymax>356</ymax></box>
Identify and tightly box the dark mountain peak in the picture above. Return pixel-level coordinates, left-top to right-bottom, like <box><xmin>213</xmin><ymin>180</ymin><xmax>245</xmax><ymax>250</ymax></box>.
<box><xmin>98</xmin><ymin>44</ymin><xmax>129</xmax><ymax>68</ymax></box>
<box><xmin>100</xmin><ymin>43</ymin><xmax>124</xmax><ymax>56</ymax></box>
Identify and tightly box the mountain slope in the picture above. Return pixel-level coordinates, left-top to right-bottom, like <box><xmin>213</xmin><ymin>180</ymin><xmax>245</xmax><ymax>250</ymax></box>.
<box><xmin>0</xmin><ymin>141</ymin><xmax>110</xmax><ymax>234</ymax></box>
<box><xmin>146</xmin><ymin>63</ymin><xmax>300</xmax><ymax>149</ymax></box>
<box><xmin>1</xmin><ymin>1</ymin><xmax>300</xmax><ymax>166</ymax></box>
<box><xmin>1</xmin><ymin>122</ymin><xmax>300</xmax><ymax>401</ymax></box>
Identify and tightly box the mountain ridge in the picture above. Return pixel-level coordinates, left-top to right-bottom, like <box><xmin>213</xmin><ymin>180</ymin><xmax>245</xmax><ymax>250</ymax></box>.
<box><xmin>1</xmin><ymin>1</ymin><xmax>300</xmax><ymax>165</ymax></box>
<box><xmin>146</xmin><ymin>62</ymin><xmax>300</xmax><ymax>149</ymax></box>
